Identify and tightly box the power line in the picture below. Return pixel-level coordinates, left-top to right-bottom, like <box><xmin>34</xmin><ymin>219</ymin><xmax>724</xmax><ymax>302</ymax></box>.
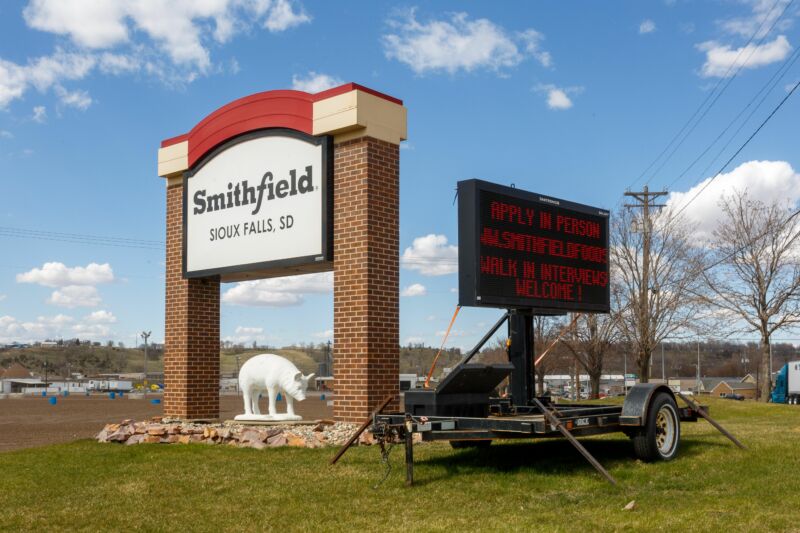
<box><xmin>627</xmin><ymin>0</ymin><xmax>788</xmax><ymax>192</ymax></box>
<box><xmin>643</xmin><ymin>0</ymin><xmax>793</xmax><ymax>188</ymax></box>
<box><xmin>666</xmin><ymin>33</ymin><xmax>800</xmax><ymax>192</ymax></box>
<box><xmin>0</xmin><ymin>225</ymin><xmax>164</xmax><ymax>250</ymax></box>
<box><xmin>671</xmin><ymin>78</ymin><xmax>800</xmax><ymax>221</ymax></box>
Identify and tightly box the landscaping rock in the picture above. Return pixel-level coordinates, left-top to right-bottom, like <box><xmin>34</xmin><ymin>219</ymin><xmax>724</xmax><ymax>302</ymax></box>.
<box><xmin>95</xmin><ymin>419</ymin><xmax>364</xmax><ymax>450</ymax></box>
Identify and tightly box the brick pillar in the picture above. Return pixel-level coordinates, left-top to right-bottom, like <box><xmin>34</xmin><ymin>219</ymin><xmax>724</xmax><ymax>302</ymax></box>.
<box><xmin>333</xmin><ymin>137</ymin><xmax>400</xmax><ymax>422</ymax></box>
<box><xmin>164</xmin><ymin>182</ymin><xmax>220</xmax><ymax>420</ymax></box>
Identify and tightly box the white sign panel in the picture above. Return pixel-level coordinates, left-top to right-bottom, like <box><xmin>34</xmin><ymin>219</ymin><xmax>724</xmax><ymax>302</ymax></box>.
<box><xmin>184</xmin><ymin>130</ymin><xmax>331</xmax><ymax>278</ymax></box>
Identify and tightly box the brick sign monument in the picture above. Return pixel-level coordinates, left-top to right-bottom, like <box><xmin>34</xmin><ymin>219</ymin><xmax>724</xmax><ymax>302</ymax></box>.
<box><xmin>157</xmin><ymin>83</ymin><xmax>407</xmax><ymax>422</ymax></box>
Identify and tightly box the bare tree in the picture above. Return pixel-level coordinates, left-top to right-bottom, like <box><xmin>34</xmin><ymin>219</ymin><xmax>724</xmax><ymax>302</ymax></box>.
<box><xmin>703</xmin><ymin>191</ymin><xmax>800</xmax><ymax>401</ymax></box>
<box><xmin>562</xmin><ymin>313</ymin><xmax>618</xmax><ymax>398</ymax></box>
<box><xmin>611</xmin><ymin>207</ymin><xmax>708</xmax><ymax>382</ymax></box>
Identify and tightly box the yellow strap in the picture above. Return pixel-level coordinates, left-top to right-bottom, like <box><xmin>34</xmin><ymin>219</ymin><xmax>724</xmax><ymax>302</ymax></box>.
<box><xmin>424</xmin><ymin>305</ymin><xmax>461</xmax><ymax>388</ymax></box>
<box><xmin>534</xmin><ymin>313</ymin><xmax>582</xmax><ymax>366</ymax></box>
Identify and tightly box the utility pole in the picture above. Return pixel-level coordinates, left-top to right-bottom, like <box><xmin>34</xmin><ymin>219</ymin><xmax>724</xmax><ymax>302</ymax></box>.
<box><xmin>624</xmin><ymin>185</ymin><xmax>667</xmax><ymax>382</ymax></box>
<box><xmin>141</xmin><ymin>331</ymin><xmax>151</xmax><ymax>397</ymax></box>
<box><xmin>326</xmin><ymin>340</ymin><xmax>332</xmax><ymax>376</ymax></box>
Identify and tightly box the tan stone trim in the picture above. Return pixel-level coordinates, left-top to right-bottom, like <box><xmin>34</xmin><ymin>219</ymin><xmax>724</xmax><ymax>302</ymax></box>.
<box><xmin>158</xmin><ymin>140</ymin><xmax>188</xmax><ymax>177</ymax></box>
<box><xmin>166</xmin><ymin>175</ymin><xmax>183</xmax><ymax>187</ymax></box>
<box><xmin>313</xmin><ymin>90</ymin><xmax>407</xmax><ymax>145</ymax></box>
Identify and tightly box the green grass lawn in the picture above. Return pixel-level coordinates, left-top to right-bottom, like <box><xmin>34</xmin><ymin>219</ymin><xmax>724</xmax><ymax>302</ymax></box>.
<box><xmin>2</xmin><ymin>398</ymin><xmax>799</xmax><ymax>532</ymax></box>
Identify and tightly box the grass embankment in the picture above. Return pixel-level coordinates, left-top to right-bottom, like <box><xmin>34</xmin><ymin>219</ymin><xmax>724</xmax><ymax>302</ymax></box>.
<box><xmin>1</xmin><ymin>398</ymin><xmax>799</xmax><ymax>531</ymax></box>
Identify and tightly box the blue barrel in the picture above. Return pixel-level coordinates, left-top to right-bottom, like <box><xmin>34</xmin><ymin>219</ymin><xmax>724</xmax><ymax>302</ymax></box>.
<box><xmin>151</xmin><ymin>398</ymin><xmax>161</xmax><ymax>405</ymax></box>
<box><xmin>48</xmin><ymin>396</ymin><xmax>57</xmax><ymax>405</ymax></box>
<box><xmin>118</xmin><ymin>392</ymin><xmax>124</xmax><ymax>398</ymax></box>
<box><xmin>109</xmin><ymin>392</ymin><xmax>116</xmax><ymax>400</ymax></box>
<box><xmin>41</xmin><ymin>390</ymin><xmax>47</xmax><ymax>397</ymax></box>
<box><xmin>62</xmin><ymin>390</ymin><xmax>69</xmax><ymax>397</ymax></box>
<box><xmin>276</xmin><ymin>392</ymin><xmax>282</xmax><ymax>402</ymax></box>
<box><xmin>320</xmin><ymin>393</ymin><xmax>326</xmax><ymax>401</ymax></box>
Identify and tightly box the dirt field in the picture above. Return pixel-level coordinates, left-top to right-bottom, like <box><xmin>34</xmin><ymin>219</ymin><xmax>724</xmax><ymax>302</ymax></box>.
<box><xmin>0</xmin><ymin>393</ymin><xmax>334</xmax><ymax>452</ymax></box>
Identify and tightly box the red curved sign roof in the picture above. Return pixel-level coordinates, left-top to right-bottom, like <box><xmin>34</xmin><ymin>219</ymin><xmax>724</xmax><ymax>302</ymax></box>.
<box><xmin>161</xmin><ymin>83</ymin><xmax>401</xmax><ymax>168</ymax></box>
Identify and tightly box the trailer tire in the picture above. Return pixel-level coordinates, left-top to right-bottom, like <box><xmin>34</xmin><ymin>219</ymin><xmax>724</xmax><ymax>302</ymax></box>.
<box><xmin>632</xmin><ymin>392</ymin><xmax>680</xmax><ymax>462</ymax></box>
<box><xmin>450</xmin><ymin>440</ymin><xmax>492</xmax><ymax>449</ymax></box>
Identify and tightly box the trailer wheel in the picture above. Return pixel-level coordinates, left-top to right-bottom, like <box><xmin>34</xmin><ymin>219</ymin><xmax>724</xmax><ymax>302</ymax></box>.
<box><xmin>632</xmin><ymin>392</ymin><xmax>680</xmax><ymax>462</ymax></box>
<box><xmin>450</xmin><ymin>440</ymin><xmax>492</xmax><ymax>449</ymax></box>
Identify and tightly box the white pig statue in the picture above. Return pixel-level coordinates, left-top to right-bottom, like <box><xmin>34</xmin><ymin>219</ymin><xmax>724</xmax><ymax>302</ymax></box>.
<box><xmin>234</xmin><ymin>354</ymin><xmax>315</xmax><ymax>421</ymax></box>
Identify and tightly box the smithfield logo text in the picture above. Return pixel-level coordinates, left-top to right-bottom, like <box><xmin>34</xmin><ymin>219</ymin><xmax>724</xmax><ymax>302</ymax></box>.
<box><xmin>193</xmin><ymin>165</ymin><xmax>314</xmax><ymax>216</ymax></box>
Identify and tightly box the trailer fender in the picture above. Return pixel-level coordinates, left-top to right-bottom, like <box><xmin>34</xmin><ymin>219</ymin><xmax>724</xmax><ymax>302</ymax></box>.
<box><xmin>619</xmin><ymin>383</ymin><xmax>675</xmax><ymax>427</ymax></box>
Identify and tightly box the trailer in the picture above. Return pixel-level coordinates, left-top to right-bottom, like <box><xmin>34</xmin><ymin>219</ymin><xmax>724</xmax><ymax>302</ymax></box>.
<box><xmin>771</xmin><ymin>361</ymin><xmax>800</xmax><ymax>404</ymax></box>
<box><xmin>359</xmin><ymin>311</ymin><xmax>746</xmax><ymax>486</ymax></box>
<box><xmin>335</xmin><ymin>180</ymin><xmax>746</xmax><ymax>486</ymax></box>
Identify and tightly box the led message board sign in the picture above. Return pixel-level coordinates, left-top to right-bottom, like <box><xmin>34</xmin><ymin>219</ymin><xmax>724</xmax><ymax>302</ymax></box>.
<box><xmin>458</xmin><ymin>179</ymin><xmax>610</xmax><ymax>312</ymax></box>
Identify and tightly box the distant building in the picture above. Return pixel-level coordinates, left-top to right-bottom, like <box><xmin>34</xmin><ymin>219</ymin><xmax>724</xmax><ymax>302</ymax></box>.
<box><xmin>710</xmin><ymin>380</ymin><xmax>756</xmax><ymax>399</ymax></box>
<box><xmin>1</xmin><ymin>363</ymin><xmax>46</xmax><ymax>394</ymax></box>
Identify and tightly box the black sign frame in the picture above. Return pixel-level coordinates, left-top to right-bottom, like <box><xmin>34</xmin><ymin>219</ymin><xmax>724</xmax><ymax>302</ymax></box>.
<box><xmin>458</xmin><ymin>179</ymin><xmax>610</xmax><ymax>313</ymax></box>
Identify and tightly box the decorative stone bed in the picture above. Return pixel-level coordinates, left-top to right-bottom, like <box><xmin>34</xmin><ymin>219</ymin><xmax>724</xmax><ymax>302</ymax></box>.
<box><xmin>96</xmin><ymin>417</ymin><xmax>366</xmax><ymax>449</ymax></box>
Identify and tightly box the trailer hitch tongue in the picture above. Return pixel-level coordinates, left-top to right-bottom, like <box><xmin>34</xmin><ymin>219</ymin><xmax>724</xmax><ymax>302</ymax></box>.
<box><xmin>531</xmin><ymin>398</ymin><xmax>618</xmax><ymax>486</ymax></box>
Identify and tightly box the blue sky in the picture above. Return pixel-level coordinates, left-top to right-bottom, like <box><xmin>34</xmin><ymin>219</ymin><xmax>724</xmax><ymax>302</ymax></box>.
<box><xmin>1</xmin><ymin>0</ymin><xmax>799</xmax><ymax>349</ymax></box>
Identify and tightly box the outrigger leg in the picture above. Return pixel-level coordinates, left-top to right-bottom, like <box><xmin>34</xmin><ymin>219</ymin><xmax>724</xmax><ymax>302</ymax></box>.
<box><xmin>676</xmin><ymin>392</ymin><xmax>747</xmax><ymax>450</ymax></box>
<box><xmin>532</xmin><ymin>398</ymin><xmax>618</xmax><ymax>486</ymax></box>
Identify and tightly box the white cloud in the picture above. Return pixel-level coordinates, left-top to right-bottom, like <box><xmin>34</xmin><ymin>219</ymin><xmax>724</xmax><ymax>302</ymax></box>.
<box><xmin>639</xmin><ymin>19</ymin><xmax>656</xmax><ymax>34</ymax></box>
<box><xmin>518</xmin><ymin>28</ymin><xmax>552</xmax><ymax>67</ymax></box>
<box><xmin>401</xmin><ymin>283</ymin><xmax>427</xmax><ymax>297</ymax></box>
<box><xmin>17</xmin><ymin>262</ymin><xmax>114</xmax><ymax>287</ymax></box>
<box><xmin>23</xmin><ymin>0</ymin><xmax>130</xmax><ymax>48</ymax></box>
<box><xmin>235</xmin><ymin>326</ymin><xmax>263</xmax><ymax>335</ymax></box>
<box><xmin>264</xmin><ymin>0</ymin><xmax>311</xmax><ymax>31</ymax></box>
<box><xmin>667</xmin><ymin>160</ymin><xmax>800</xmax><ymax>240</ymax></box>
<box><xmin>222</xmin><ymin>271</ymin><xmax>332</xmax><ymax>307</ymax></box>
<box><xmin>224</xmin><ymin>325</ymin><xmax>272</xmax><ymax>344</ymax></box>
<box><xmin>401</xmin><ymin>234</ymin><xmax>458</xmax><ymax>276</ymax></box>
<box><xmin>719</xmin><ymin>0</ymin><xmax>793</xmax><ymax>39</ymax></box>
<box><xmin>291</xmin><ymin>71</ymin><xmax>343</xmax><ymax>93</ymax></box>
<box><xmin>32</xmin><ymin>105</ymin><xmax>47</xmax><ymax>123</ymax></box>
<box><xmin>0</xmin><ymin>49</ymin><xmax>97</xmax><ymax>109</ymax></box>
<box><xmin>85</xmin><ymin>310</ymin><xmax>116</xmax><ymax>324</ymax></box>
<box><xmin>55</xmin><ymin>85</ymin><xmax>92</xmax><ymax>110</ymax></box>
<box><xmin>535</xmin><ymin>84</ymin><xmax>583</xmax><ymax>110</ymax></box>
<box><xmin>313</xmin><ymin>329</ymin><xmax>333</xmax><ymax>339</ymax></box>
<box><xmin>697</xmin><ymin>35</ymin><xmax>792</xmax><ymax>78</ymax></box>
<box><xmin>0</xmin><ymin>130</ymin><xmax>13</xmax><ymax>139</ymax></box>
<box><xmin>1</xmin><ymin>0</ymin><xmax>312</xmax><ymax>109</ymax></box>
<box><xmin>0</xmin><ymin>312</ymin><xmax>118</xmax><ymax>343</ymax></box>
<box><xmin>98</xmin><ymin>52</ymin><xmax>141</xmax><ymax>75</ymax></box>
<box><xmin>71</xmin><ymin>322</ymin><xmax>112</xmax><ymax>338</ymax></box>
<box><xmin>48</xmin><ymin>285</ymin><xmax>102</xmax><ymax>308</ymax></box>
<box><xmin>383</xmin><ymin>9</ymin><xmax>550</xmax><ymax>74</ymax></box>
<box><xmin>0</xmin><ymin>294</ymin><xmax>6</xmax><ymax>301</ymax></box>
